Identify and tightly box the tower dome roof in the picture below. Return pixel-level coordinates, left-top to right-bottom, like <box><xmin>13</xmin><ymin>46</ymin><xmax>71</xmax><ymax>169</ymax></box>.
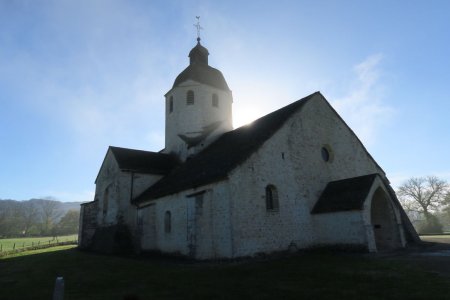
<box><xmin>189</xmin><ymin>39</ymin><xmax>209</xmax><ymax>65</ymax></box>
<box><xmin>173</xmin><ymin>64</ymin><xmax>230</xmax><ymax>91</ymax></box>
<box><xmin>172</xmin><ymin>39</ymin><xmax>230</xmax><ymax>91</ymax></box>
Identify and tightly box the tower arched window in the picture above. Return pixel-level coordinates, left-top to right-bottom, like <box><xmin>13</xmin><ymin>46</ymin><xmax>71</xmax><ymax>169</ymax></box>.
<box><xmin>212</xmin><ymin>94</ymin><xmax>219</xmax><ymax>107</ymax></box>
<box><xmin>164</xmin><ymin>211</ymin><xmax>171</xmax><ymax>233</ymax></box>
<box><xmin>265</xmin><ymin>185</ymin><xmax>279</xmax><ymax>211</ymax></box>
<box><xmin>169</xmin><ymin>96</ymin><xmax>174</xmax><ymax>113</ymax></box>
<box><xmin>187</xmin><ymin>90</ymin><xmax>194</xmax><ymax>105</ymax></box>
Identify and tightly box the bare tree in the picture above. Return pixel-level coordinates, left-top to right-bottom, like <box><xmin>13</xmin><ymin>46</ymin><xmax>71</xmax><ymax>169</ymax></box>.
<box><xmin>54</xmin><ymin>210</ymin><xmax>80</xmax><ymax>235</ymax></box>
<box><xmin>441</xmin><ymin>192</ymin><xmax>450</xmax><ymax>227</ymax></box>
<box><xmin>397</xmin><ymin>176</ymin><xmax>449</xmax><ymax>221</ymax></box>
<box><xmin>0</xmin><ymin>200</ymin><xmax>22</xmax><ymax>236</ymax></box>
<box><xmin>39</xmin><ymin>200</ymin><xmax>62</xmax><ymax>235</ymax></box>
<box><xmin>445</xmin><ymin>192</ymin><xmax>450</xmax><ymax>209</ymax></box>
<box><xmin>20</xmin><ymin>201</ymin><xmax>39</xmax><ymax>235</ymax></box>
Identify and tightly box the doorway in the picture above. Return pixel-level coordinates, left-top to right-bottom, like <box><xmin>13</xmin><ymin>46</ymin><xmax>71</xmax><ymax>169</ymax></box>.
<box><xmin>370</xmin><ymin>188</ymin><xmax>402</xmax><ymax>251</ymax></box>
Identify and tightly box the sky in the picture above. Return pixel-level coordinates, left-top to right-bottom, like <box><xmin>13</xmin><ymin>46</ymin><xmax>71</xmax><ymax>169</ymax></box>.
<box><xmin>1</xmin><ymin>0</ymin><xmax>449</xmax><ymax>202</ymax></box>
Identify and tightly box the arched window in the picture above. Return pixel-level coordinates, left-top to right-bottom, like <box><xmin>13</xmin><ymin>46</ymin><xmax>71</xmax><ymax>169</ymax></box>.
<box><xmin>212</xmin><ymin>93</ymin><xmax>219</xmax><ymax>107</ymax></box>
<box><xmin>265</xmin><ymin>185</ymin><xmax>279</xmax><ymax>211</ymax></box>
<box><xmin>102</xmin><ymin>187</ymin><xmax>110</xmax><ymax>215</ymax></box>
<box><xmin>169</xmin><ymin>96</ymin><xmax>174</xmax><ymax>113</ymax></box>
<box><xmin>187</xmin><ymin>90</ymin><xmax>194</xmax><ymax>105</ymax></box>
<box><xmin>321</xmin><ymin>145</ymin><xmax>334</xmax><ymax>163</ymax></box>
<box><xmin>164</xmin><ymin>211</ymin><xmax>171</xmax><ymax>233</ymax></box>
<box><xmin>321</xmin><ymin>147</ymin><xmax>329</xmax><ymax>162</ymax></box>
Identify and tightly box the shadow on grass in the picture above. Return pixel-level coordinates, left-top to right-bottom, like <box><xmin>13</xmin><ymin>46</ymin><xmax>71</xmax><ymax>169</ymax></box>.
<box><xmin>1</xmin><ymin>246</ymin><xmax>450</xmax><ymax>300</ymax></box>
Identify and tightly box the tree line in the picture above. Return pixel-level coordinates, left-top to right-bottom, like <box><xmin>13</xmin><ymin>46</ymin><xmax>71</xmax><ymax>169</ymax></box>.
<box><xmin>398</xmin><ymin>176</ymin><xmax>450</xmax><ymax>234</ymax></box>
<box><xmin>0</xmin><ymin>199</ymin><xmax>80</xmax><ymax>238</ymax></box>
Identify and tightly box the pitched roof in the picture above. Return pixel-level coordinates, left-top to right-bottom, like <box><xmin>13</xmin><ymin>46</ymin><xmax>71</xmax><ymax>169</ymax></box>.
<box><xmin>133</xmin><ymin>92</ymin><xmax>319</xmax><ymax>203</ymax></box>
<box><xmin>311</xmin><ymin>174</ymin><xmax>379</xmax><ymax>214</ymax></box>
<box><xmin>109</xmin><ymin>146</ymin><xmax>178</xmax><ymax>174</ymax></box>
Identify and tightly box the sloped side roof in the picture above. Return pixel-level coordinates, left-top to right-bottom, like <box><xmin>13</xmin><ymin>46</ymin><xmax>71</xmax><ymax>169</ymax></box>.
<box><xmin>109</xmin><ymin>146</ymin><xmax>178</xmax><ymax>174</ymax></box>
<box><xmin>311</xmin><ymin>174</ymin><xmax>379</xmax><ymax>214</ymax></box>
<box><xmin>379</xmin><ymin>176</ymin><xmax>421</xmax><ymax>243</ymax></box>
<box><xmin>134</xmin><ymin>92</ymin><xmax>319</xmax><ymax>203</ymax></box>
<box><xmin>172</xmin><ymin>63</ymin><xmax>230</xmax><ymax>91</ymax></box>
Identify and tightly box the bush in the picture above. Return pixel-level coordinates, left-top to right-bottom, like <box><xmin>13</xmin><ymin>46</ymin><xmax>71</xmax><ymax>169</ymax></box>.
<box><xmin>417</xmin><ymin>215</ymin><xmax>443</xmax><ymax>234</ymax></box>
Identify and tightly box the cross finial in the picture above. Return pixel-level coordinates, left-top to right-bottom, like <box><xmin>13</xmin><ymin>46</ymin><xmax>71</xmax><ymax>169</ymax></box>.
<box><xmin>194</xmin><ymin>16</ymin><xmax>203</xmax><ymax>42</ymax></box>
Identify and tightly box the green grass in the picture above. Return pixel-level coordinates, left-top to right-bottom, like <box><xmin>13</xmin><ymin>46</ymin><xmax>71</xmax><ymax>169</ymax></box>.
<box><xmin>1</xmin><ymin>247</ymin><xmax>450</xmax><ymax>300</ymax></box>
<box><xmin>0</xmin><ymin>235</ymin><xmax>78</xmax><ymax>252</ymax></box>
<box><xmin>420</xmin><ymin>234</ymin><xmax>450</xmax><ymax>239</ymax></box>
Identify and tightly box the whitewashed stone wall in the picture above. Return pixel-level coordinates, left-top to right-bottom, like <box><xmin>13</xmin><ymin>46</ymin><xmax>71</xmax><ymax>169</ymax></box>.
<box><xmin>312</xmin><ymin>211</ymin><xmax>367</xmax><ymax>246</ymax></box>
<box><xmin>226</xmin><ymin>94</ymin><xmax>384</xmax><ymax>256</ymax></box>
<box><xmin>94</xmin><ymin>152</ymin><xmax>120</xmax><ymax>225</ymax></box>
<box><xmin>94</xmin><ymin>150</ymin><xmax>164</xmax><ymax>231</ymax></box>
<box><xmin>119</xmin><ymin>94</ymin><xmax>400</xmax><ymax>259</ymax></box>
<box><xmin>164</xmin><ymin>79</ymin><xmax>233</xmax><ymax>160</ymax></box>
<box><xmin>78</xmin><ymin>200</ymin><xmax>98</xmax><ymax>249</ymax></box>
<box><xmin>139</xmin><ymin>181</ymin><xmax>233</xmax><ymax>259</ymax></box>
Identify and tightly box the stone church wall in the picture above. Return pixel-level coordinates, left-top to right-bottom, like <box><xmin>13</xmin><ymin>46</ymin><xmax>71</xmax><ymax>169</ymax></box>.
<box><xmin>90</xmin><ymin>94</ymin><xmax>395</xmax><ymax>258</ymax></box>
<box><xmin>88</xmin><ymin>150</ymin><xmax>167</xmax><ymax>253</ymax></box>
<box><xmin>78</xmin><ymin>200</ymin><xmax>98</xmax><ymax>249</ymax></box>
<box><xmin>228</xmin><ymin>139</ymin><xmax>315</xmax><ymax>257</ymax></box>
<box><xmin>311</xmin><ymin>211</ymin><xmax>367</xmax><ymax>246</ymax></box>
<box><xmin>94</xmin><ymin>151</ymin><xmax>163</xmax><ymax>231</ymax></box>
<box><xmin>289</xmin><ymin>95</ymin><xmax>383</xmax><ymax>247</ymax></box>
<box><xmin>94</xmin><ymin>152</ymin><xmax>120</xmax><ymax>226</ymax></box>
<box><xmin>139</xmin><ymin>181</ymin><xmax>233</xmax><ymax>259</ymax></box>
<box><xmin>227</xmin><ymin>95</ymin><xmax>383</xmax><ymax>256</ymax></box>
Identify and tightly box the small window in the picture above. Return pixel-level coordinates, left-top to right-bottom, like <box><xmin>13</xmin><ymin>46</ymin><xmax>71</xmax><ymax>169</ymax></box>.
<box><xmin>265</xmin><ymin>185</ymin><xmax>279</xmax><ymax>211</ymax></box>
<box><xmin>169</xmin><ymin>96</ymin><xmax>173</xmax><ymax>113</ymax></box>
<box><xmin>103</xmin><ymin>187</ymin><xmax>109</xmax><ymax>215</ymax></box>
<box><xmin>321</xmin><ymin>145</ymin><xmax>334</xmax><ymax>162</ymax></box>
<box><xmin>187</xmin><ymin>90</ymin><xmax>194</xmax><ymax>105</ymax></box>
<box><xmin>212</xmin><ymin>94</ymin><xmax>219</xmax><ymax>107</ymax></box>
<box><xmin>164</xmin><ymin>211</ymin><xmax>171</xmax><ymax>233</ymax></box>
<box><xmin>321</xmin><ymin>147</ymin><xmax>329</xmax><ymax>162</ymax></box>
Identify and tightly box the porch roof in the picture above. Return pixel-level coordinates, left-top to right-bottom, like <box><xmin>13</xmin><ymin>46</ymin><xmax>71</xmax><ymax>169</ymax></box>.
<box><xmin>311</xmin><ymin>174</ymin><xmax>380</xmax><ymax>214</ymax></box>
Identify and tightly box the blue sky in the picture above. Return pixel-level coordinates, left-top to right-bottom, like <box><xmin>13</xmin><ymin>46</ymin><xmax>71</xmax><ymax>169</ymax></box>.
<box><xmin>1</xmin><ymin>0</ymin><xmax>449</xmax><ymax>202</ymax></box>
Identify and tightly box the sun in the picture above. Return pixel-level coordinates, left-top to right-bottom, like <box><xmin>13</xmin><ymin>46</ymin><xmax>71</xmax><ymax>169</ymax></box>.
<box><xmin>232</xmin><ymin>108</ymin><xmax>262</xmax><ymax>129</ymax></box>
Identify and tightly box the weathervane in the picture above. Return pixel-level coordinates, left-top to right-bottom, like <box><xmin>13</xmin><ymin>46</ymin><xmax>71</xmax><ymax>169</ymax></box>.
<box><xmin>194</xmin><ymin>16</ymin><xmax>203</xmax><ymax>41</ymax></box>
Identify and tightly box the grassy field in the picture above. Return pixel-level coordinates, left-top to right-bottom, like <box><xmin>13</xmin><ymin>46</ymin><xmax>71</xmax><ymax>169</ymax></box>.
<box><xmin>1</xmin><ymin>247</ymin><xmax>450</xmax><ymax>300</ymax></box>
<box><xmin>0</xmin><ymin>234</ymin><xmax>78</xmax><ymax>252</ymax></box>
<box><xmin>420</xmin><ymin>235</ymin><xmax>450</xmax><ymax>239</ymax></box>
<box><xmin>420</xmin><ymin>234</ymin><xmax>450</xmax><ymax>246</ymax></box>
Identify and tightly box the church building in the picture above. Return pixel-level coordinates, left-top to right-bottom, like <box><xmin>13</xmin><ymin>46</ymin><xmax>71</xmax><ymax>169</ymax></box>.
<box><xmin>79</xmin><ymin>36</ymin><xmax>419</xmax><ymax>259</ymax></box>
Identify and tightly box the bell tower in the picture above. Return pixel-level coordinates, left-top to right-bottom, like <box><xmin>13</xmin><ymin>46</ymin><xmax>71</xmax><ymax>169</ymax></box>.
<box><xmin>163</xmin><ymin>23</ymin><xmax>233</xmax><ymax>161</ymax></box>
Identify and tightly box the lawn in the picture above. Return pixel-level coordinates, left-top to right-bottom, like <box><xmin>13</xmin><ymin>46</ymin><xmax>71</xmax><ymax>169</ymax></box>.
<box><xmin>0</xmin><ymin>235</ymin><xmax>78</xmax><ymax>252</ymax></box>
<box><xmin>1</xmin><ymin>247</ymin><xmax>450</xmax><ymax>300</ymax></box>
<box><xmin>421</xmin><ymin>235</ymin><xmax>450</xmax><ymax>239</ymax></box>
<box><xmin>420</xmin><ymin>234</ymin><xmax>450</xmax><ymax>245</ymax></box>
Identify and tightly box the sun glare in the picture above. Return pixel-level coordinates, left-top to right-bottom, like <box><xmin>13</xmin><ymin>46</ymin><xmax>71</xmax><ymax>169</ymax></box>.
<box><xmin>233</xmin><ymin>108</ymin><xmax>262</xmax><ymax>128</ymax></box>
